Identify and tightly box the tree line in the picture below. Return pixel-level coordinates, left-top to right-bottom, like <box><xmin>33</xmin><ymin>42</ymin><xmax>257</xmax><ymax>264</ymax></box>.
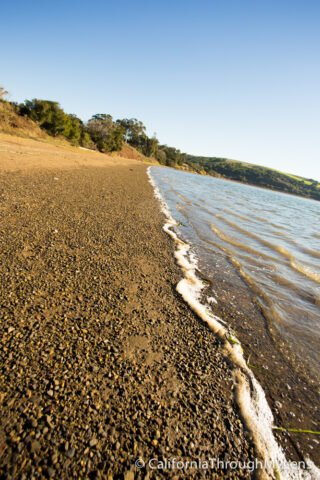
<box><xmin>10</xmin><ymin>98</ymin><xmax>185</xmax><ymax>167</ymax></box>
<box><xmin>2</xmin><ymin>90</ymin><xmax>319</xmax><ymax>201</ymax></box>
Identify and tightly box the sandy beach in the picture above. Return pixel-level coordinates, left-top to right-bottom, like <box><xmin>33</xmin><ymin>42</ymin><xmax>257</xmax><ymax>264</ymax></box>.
<box><xmin>0</xmin><ymin>135</ymin><xmax>257</xmax><ymax>479</ymax></box>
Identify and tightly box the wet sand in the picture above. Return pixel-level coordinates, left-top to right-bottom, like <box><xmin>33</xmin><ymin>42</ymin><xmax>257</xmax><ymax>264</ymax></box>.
<box><xmin>0</xmin><ymin>135</ymin><xmax>256</xmax><ymax>479</ymax></box>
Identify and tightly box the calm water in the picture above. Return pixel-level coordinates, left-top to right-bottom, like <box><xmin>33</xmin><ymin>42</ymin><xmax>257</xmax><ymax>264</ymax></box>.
<box><xmin>150</xmin><ymin>167</ymin><xmax>320</xmax><ymax>384</ymax></box>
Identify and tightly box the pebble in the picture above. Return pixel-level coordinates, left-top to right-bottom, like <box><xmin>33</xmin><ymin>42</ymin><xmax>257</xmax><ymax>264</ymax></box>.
<box><xmin>124</xmin><ymin>471</ymin><xmax>134</xmax><ymax>480</ymax></box>
<box><xmin>30</xmin><ymin>440</ymin><xmax>40</xmax><ymax>454</ymax></box>
<box><xmin>47</xmin><ymin>467</ymin><xmax>55</xmax><ymax>478</ymax></box>
<box><xmin>89</xmin><ymin>438</ymin><xmax>98</xmax><ymax>447</ymax></box>
<box><xmin>65</xmin><ymin>448</ymin><xmax>75</xmax><ymax>459</ymax></box>
<box><xmin>0</xmin><ymin>166</ymin><xmax>261</xmax><ymax>479</ymax></box>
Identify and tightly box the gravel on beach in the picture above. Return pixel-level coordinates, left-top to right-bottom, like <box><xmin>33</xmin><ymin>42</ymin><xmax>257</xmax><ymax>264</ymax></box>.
<box><xmin>0</xmin><ymin>143</ymin><xmax>257</xmax><ymax>479</ymax></box>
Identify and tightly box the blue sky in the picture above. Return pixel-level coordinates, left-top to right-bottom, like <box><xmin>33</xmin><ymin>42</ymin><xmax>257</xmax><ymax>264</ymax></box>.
<box><xmin>1</xmin><ymin>0</ymin><xmax>320</xmax><ymax>180</ymax></box>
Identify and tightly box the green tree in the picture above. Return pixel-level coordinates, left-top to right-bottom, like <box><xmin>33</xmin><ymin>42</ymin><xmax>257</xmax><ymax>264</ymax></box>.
<box><xmin>116</xmin><ymin>118</ymin><xmax>146</xmax><ymax>147</ymax></box>
<box><xmin>155</xmin><ymin>149</ymin><xmax>167</xmax><ymax>165</ymax></box>
<box><xmin>159</xmin><ymin>145</ymin><xmax>183</xmax><ymax>167</ymax></box>
<box><xmin>87</xmin><ymin>114</ymin><xmax>124</xmax><ymax>152</ymax></box>
<box><xmin>19</xmin><ymin>99</ymin><xmax>67</xmax><ymax>136</ymax></box>
<box><xmin>142</xmin><ymin>135</ymin><xmax>159</xmax><ymax>158</ymax></box>
<box><xmin>80</xmin><ymin>131</ymin><xmax>95</xmax><ymax>149</ymax></box>
<box><xmin>64</xmin><ymin>114</ymin><xmax>83</xmax><ymax>144</ymax></box>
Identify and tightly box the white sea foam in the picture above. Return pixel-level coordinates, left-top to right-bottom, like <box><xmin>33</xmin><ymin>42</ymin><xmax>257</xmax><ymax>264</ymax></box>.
<box><xmin>207</xmin><ymin>296</ymin><xmax>218</xmax><ymax>305</ymax></box>
<box><xmin>147</xmin><ymin>166</ymin><xmax>320</xmax><ymax>480</ymax></box>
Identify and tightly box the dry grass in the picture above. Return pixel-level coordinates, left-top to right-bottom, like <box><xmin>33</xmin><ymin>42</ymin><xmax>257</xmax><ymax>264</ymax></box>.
<box><xmin>0</xmin><ymin>101</ymin><xmax>156</xmax><ymax>165</ymax></box>
<box><xmin>0</xmin><ymin>133</ymin><xmax>142</xmax><ymax>172</ymax></box>
<box><xmin>0</xmin><ymin>101</ymin><xmax>52</xmax><ymax>140</ymax></box>
<box><xmin>114</xmin><ymin>142</ymin><xmax>158</xmax><ymax>164</ymax></box>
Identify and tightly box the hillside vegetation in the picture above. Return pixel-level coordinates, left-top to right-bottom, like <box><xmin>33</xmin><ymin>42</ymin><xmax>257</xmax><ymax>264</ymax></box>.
<box><xmin>184</xmin><ymin>155</ymin><xmax>320</xmax><ymax>201</ymax></box>
<box><xmin>0</xmin><ymin>98</ymin><xmax>151</xmax><ymax>163</ymax></box>
<box><xmin>0</xmin><ymin>100</ymin><xmax>51</xmax><ymax>140</ymax></box>
<box><xmin>1</xmin><ymin>86</ymin><xmax>318</xmax><ymax>200</ymax></box>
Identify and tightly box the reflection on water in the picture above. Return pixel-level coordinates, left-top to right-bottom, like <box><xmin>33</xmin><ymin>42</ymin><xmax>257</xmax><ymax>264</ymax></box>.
<box><xmin>151</xmin><ymin>167</ymin><xmax>320</xmax><ymax>383</ymax></box>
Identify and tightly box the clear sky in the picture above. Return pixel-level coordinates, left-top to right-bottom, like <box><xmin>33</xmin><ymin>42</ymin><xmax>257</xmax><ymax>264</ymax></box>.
<box><xmin>1</xmin><ymin>0</ymin><xmax>320</xmax><ymax>180</ymax></box>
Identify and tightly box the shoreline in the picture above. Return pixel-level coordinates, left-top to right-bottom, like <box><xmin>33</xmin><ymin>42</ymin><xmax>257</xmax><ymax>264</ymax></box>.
<box><xmin>148</xmin><ymin>166</ymin><xmax>320</xmax><ymax>479</ymax></box>
<box><xmin>0</xmin><ymin>136</ymin><xmax>257</xmax><ymax>478</ymax></box>
<box><xmin>167</xmin><ymin>165</ymin><xmax>320</xmax><ymax>204</ymax></box>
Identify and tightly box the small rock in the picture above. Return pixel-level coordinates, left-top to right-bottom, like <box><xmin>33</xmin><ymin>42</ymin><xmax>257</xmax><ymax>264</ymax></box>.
<box><xmin>65</xmin><ymin>447</ymin><xmax>75</xmax><ymax>459</ymax></box>
<box><xmin>46</xmin><ymin>415</ymin><xmax>54</xmax><ymax>428</ymax></box>
<box><xmin>31</xmin><ymin>419</ymin><xmax>38</xmax><ymax>428</ymax></box>
<box><xmin>51</xmin><ymin>452</ymin><xmax>58</xmax><ymax>464</ymax></box>
<box><xmin>47</xmin><ymin>467</ymin><xmax>55</xmax><ymax>478</ymax></box>
<box><xmin>89</xmin><ymin>438</ymin><xmax>98</xmax><ymax>447</ymax></box>
<box><xmin>124</xmin><ymin>471</ymin><xmax>134</xmax><ymax>480</ymax></box>
<box><xmin>30</xmin><ymin>440</ymin><xmax>41</xmax><ymax>453</ymax></box>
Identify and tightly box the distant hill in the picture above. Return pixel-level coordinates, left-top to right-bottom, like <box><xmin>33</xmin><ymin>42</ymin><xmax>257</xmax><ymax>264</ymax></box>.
<box><xmin>184</xmin><ymin>155</ymin><xmax>320</xmax><ymax>201</ymax></box>
<box><xmin>1</xmin><ymin>90</ymin><xmax>318</xmax><ymax>200</ymax></box>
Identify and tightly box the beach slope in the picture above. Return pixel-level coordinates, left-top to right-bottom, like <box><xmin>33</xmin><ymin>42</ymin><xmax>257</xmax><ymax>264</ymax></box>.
<box><xmin>0</xmin><ymin>135</ymin><xmax>255</xmax><ymax>479</ymax></box>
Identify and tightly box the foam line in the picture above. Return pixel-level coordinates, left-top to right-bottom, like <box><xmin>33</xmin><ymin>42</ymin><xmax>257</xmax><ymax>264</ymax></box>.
<box><xmin>147</xmin><ymin>167</ymin><xmax>320</xmax><ymax>480</ymax></box>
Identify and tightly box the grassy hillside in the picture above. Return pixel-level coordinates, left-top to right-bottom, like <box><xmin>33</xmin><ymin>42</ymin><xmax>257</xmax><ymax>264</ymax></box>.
<box><xmin>0</xmin><ymin>100</ymin><xmax>153</xmax><ymax>164</ymax></box>
<box><xmin>1</xmin><ymin>93</ymin><xmax>317</xmax><ymax>200</ymax></box>
<box><xmin>114</xmin><ymin>142</ymin><xmax>157</xmax><ymax>164</ymax></box>
<box><xmin>184</xmin><ymin>155</ymin><xmax>320</xmax><ymax>201</ymax></box>
<box><xmin>0</xmin><ymin>100</ymin><xmax>51</xmax><ymax>140</ymax></box>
